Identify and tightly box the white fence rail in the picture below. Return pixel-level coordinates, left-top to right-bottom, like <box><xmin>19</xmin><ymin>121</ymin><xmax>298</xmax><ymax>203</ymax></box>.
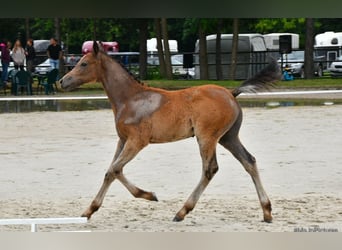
<box><xmin>0</xmin><ymin>217</ymin><xmax>88</xmax><ymax>232</ymax></box>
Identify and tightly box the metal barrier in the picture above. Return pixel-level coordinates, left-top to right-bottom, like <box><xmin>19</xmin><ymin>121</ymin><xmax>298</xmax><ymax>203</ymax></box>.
<box><xmin>0</xmin><ymin>217</ymin><xmax>88</xmax><ymax>232</ymax></box>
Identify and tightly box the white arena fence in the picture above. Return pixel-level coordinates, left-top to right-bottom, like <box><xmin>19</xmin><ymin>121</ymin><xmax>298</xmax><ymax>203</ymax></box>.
<box><xmin>0</xmin><ymin>217</ymin><xmax>88</xmax><ymax>232</ymax></box>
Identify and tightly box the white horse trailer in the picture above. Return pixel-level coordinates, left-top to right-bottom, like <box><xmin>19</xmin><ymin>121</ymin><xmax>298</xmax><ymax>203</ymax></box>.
<box><xmin>314</xmin><ymin>31</ymin><xmax>342</xmax><ymax>70</ymax></box>
<box><xmin>263</xmin><ymin>33</ymin><xmax>300</xmax><ymax>51</ymax></box>
<box><xmin>194</xmin><ymin>33</ymin><xmax>268</xmax><ymax>80</ymax></box>
<box><xmin>147</xmin><ymin>38</ymin><xmax>178</xmax><ymax>57</ymax></box>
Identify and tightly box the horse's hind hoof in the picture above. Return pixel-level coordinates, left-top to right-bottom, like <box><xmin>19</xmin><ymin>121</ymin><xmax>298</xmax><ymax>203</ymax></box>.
<box><xmin>263</xmin><ymin>215</ymin><xmax>273</xmax><ymax>223</ymax></box>
<box><xmin>264</xmin><ymin>218</ymin><xmax>273</xmax><ymax>223</ymax></box>
<box><xmin>172</xmin><ymin>215</ymin><xmax>184</xmax><ymax>222</ymax></box>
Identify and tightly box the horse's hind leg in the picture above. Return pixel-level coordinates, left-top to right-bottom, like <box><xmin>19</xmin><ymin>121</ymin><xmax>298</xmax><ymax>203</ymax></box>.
<box><xmin>82</xmin><ymin>138</ymin><xmax>157</xmax><ymax>219</ymax></box>
<box><xmin>219</xmin><ymin>114</ymin><xmax>272</xmax><ymax>223</ymax></box>
<box><xmin>173</xmin><ymin>137</ymin><xmax>219</xmax><ymax>222</ymax></box>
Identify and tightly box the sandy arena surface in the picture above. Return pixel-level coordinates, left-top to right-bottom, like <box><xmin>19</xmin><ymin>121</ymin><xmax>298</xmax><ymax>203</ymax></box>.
<box><xmin>0</xmin><ymin>105</ymin><xmax>341</xmax><ymax>232</ymax></box>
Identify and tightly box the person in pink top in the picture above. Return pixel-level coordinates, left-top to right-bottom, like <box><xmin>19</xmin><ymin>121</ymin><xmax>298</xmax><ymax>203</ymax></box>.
<box><xmin>1</xmin><ymin>39</ymin><xmax>12</xmax><ymax>85</ymax></box>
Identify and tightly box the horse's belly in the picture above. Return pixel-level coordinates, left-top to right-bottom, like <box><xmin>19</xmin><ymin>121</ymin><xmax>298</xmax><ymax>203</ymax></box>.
<box><xmin>149</xmin><ymin>116</ymin><xmax>194</xmax><ymax>143</ymax></box>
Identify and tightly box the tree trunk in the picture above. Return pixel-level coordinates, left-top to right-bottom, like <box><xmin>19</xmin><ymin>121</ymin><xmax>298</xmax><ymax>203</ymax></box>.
<box><xmin>230</xmin><ymin>18</ymin><xmax>239</xmax><ymax>80</ymax></box>
<box><xmin>25</xmin><ymin>18</ymin><xmax>30</xmax><ymax>40</ymax></box>
<box><xmin>154</xmin><ymin>18</ymin><xmax>166</xmax><ymax>78</ymax></box>
<box><xmin>304</xmin><ymin>18</ymin><xmax>315</xmax><ymax>79</ymax></box>
<box><xmin>54</xmin><ymin>17</ymin><xmax>65</xmax><ymax>76</ymax></box>
<box><xmin>161</xmin><ymin>18</ymin><xmax>173</xmax><ymax>80</ymax></box>
<box><xmin>215</xmin><ymin>19</ymin><xmax>223</xmax><ymax>80</ymax></box>
<box><xmin>139</xmin><ymin>19</ymin><xmax>148</xmax><ymax>80</ymax></box>
<box><xmin>54</xmin><ymin>18</ymin><xmax>61</xmax><ymax>43</ymax></box>
<box><xmin>92</xmin><ymin>18</ymin><xmax>98</xmax><ymax>41</ymax></box>
<box><xmin>199</xmin><ymin>21</ymin><xmax>208</xmax><ymax>80</ymax></box>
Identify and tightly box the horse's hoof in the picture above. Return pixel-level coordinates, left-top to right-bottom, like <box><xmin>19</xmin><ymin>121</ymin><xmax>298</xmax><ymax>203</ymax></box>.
<box><xmin>173</xmin><ymin>215</ymin><xmax>184</xmax><ymax>222</ymax></box>
<box><xmin>151</xmin><ymin>192</ymin><xmax>158</xmax><ymax>202</ymax></box>
<box><xmin>81</xmin><ymin>212</ymin><xmax>92</xmax><ymax>220</ymax></box>
<box><xmin>264</xmin><ymin>216</ymin><xmax>273</xmax><ymax>223</ymax></box>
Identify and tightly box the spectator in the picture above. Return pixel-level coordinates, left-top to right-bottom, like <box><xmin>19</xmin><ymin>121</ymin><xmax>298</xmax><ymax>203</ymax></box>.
<box><xmin>46</xmin><ymin>38</ymin><xmax>62</xmax><ymax>69</ymax></box>
<box><xmin>25</xmin><ymin>38</ymin><xmax>36</xmax><ymax>73</ymax></box>
<box><xmin>0</xmin><ymin>40</ymin><xmax>12</xmax><ymax>85</ymax></box>
<box><xmin>12</xmin><ymin>39</ymin><xmax>26</xmax><ymax>71</ymax></box>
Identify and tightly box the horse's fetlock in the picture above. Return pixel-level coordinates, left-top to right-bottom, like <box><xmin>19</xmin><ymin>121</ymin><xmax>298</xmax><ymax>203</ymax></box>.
<box><xmin>90</xmin><ymin>201</ymin><xmax>100</xmax><ymax>212</ymax></box>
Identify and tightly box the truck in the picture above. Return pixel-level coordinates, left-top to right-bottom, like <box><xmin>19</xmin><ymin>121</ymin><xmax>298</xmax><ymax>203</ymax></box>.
<box><xmin>194</xmin><ymin>33</ymin><xmax>268</xmax><ymax>80</ymax></box>
<box><xmin>82</xmin><ymin>41</ymin><xmax>119</xmax><ymax>55</ymax></box>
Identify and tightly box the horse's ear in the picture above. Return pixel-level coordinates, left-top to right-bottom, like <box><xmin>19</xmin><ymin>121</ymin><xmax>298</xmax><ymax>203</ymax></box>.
<box><xmin>93</xmin><ymin>41</ymin><xmax>99</xmax><ymax>55</ymax></box>
<box><xmin>98</xmin><ymin>41</ymin><xmax>105</xmax><ymax>52</ymax></box>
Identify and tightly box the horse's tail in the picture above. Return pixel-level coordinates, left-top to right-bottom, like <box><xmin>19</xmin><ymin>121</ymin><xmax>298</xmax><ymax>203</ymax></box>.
<box><xmin>232</xmin><ymin>57</ymin><xmax>282</xmax><ymax>97</ymax></box>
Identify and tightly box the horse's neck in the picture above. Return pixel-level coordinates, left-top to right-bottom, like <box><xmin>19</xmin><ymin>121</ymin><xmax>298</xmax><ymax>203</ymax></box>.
<box><xmin>100</xmin><ymin>57</ymin><xmax>143</xmax><ymax>111</ymax></box>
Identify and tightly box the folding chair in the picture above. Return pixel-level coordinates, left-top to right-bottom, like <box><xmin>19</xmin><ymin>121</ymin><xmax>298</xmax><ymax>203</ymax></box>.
<box><xmin>37</xmin><ymin>69</ymin><xmax>59</xmax><ymax>95</ymax></box>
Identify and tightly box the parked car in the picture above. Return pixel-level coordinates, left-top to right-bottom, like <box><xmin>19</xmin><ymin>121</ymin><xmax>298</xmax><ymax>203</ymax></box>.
<box><xmin>0</xmin><ymin>60</ymin><xmax>15</xmax><ymax>75</ymax></box>
<box><xmin>34</xmin><ymin>54</ymin><xmax>81</xmax><ymax>75</ymax></box>
<box><xmin>278</xmin><ymin>51</ymin><xmax>323</xmax><ymax>78</ymax></box>
<box><xmin>148</xmin><ymin>54</ymin><xmax>195</xmax><ymax>79</ymax></box>
<box><xmin>33</xmin><ymin>39</ymin><xmax>65</xmax><ymax>65</ymax></box>
<box><xmin>328</xmin><ymin>55</ymin><xmax>342</xmax><ymax>77</ymax></box>
<box><xmin>65</xmin><ymin>54</ymin><xmax>81</xmax><ymax>70</ymax></box>
<box><xmin>34</xmin><ymin>59</ymin><xmax>51</xmax><ymax>75</ymax></box>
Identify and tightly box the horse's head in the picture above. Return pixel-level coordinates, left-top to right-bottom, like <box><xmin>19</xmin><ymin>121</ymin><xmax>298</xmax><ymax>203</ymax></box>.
<box><xmin>60</xmin><ymin>41</ymin><xmax>102</xmax><ymax>91</ymax></box>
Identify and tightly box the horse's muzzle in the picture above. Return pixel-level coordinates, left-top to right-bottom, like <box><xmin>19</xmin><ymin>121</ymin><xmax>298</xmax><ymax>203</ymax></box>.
<box><xmin>59</xmin><ymin>76</ymin><xmax>72</xmax><ymax>91</ymax></box>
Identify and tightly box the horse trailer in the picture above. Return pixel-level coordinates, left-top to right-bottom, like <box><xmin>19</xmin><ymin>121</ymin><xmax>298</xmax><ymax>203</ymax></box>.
<box><xmin>263</xmin><ymin>33</ymin><xmax>300</xmax><ymax>51</ymax></box>
<box><xmin>147</xmin><ymin>38</ymin><xmax>178</xmax><ymax>57</ymax></box>
<box><xmin>194</xmin><ymin>34</ymin><xmax>268</xmax><ymax>80</ymax></box>
<box><xmin>314</xmin><ymin>31</ymin><xmax>342</xmax><ymax>70</ymax></box>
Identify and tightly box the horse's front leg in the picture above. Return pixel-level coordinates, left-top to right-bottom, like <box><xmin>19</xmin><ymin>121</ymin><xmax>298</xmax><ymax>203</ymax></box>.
<box><xmin>82</xmin><ymin>138</ymin><xmax>156</xmax><ymax>219</ymax></box>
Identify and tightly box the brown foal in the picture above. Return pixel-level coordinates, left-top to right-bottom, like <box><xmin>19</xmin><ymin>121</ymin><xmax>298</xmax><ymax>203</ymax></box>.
<box><xmin>60</xmin><ymin>41</ymin><xmax>281</xmax><ymax>222</ymax></box>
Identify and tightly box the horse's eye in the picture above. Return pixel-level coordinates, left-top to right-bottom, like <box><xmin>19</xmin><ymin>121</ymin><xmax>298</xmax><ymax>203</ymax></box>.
<box><xmin>80</xmin><ymin>62</ymin><xmax>87</xmax><ymax>67</ymax></box>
